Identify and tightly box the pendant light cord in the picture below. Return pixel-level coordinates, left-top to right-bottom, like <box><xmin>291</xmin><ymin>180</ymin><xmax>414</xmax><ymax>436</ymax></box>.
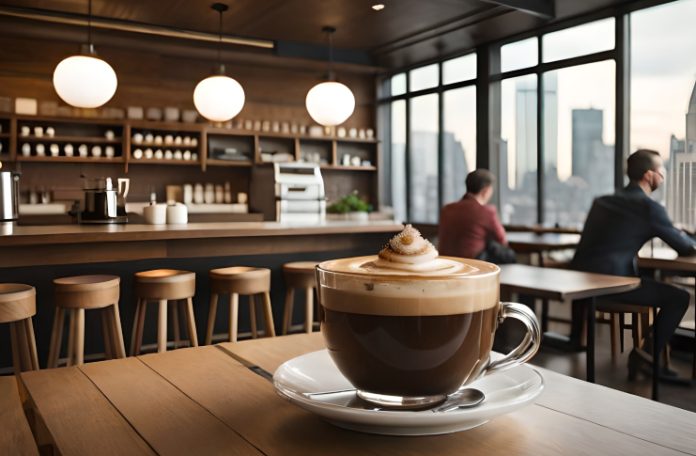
<box><xmin>323</xmin><ymin>26</ymin><xmax>336</xmax><ymax>81</ymax></box>
<box><xmin>217</xmin><ymin>8</ymin><xmax>222</xmax><ymax>69</ymax></box>
<box><xmin>87</xmin><ymin>0</ymin><xmax>92</xmax><ymax>46</ymax></box>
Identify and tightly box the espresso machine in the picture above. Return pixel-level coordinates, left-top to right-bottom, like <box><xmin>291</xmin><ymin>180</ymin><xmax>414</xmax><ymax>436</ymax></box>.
<box><xmin>79</xmin><ymin>177</ymin><xmax>128</xmax><ymax>224</ymax></box>
<box><xmin>250</xmin><ymin>163</ymin><xmax>326</xmax><ymax>222</ymax></box>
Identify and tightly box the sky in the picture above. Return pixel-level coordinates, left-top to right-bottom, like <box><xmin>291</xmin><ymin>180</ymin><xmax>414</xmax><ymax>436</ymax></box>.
<box><xmin>396</xmin><ymin>0</ymin><xmax>696</xmax><ymax>188</ymax></box>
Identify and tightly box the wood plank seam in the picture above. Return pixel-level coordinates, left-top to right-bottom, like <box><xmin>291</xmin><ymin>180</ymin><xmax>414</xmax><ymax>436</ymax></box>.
<box><xmin>132</xmin><ymin>356</ymin><xmax>270</xmax><ymax>456</ymax></box>
<box><xmin>534</xmin><ymin>403</ymin><xmax>696</xmax><ymax>456</ymax></box>
<box><xmin>75</xmin><ymin>367</ymin><xmax>159</xmax><ymax>455</ymax></box>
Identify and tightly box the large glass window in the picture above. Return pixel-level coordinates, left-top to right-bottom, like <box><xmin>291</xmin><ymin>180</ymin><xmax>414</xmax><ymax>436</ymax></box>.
<box><xmin>543</xmin><ymin>60</ymin><xmax>616</xmax><ymax>228</ymax></box>
<box><xmin>391</xmin><ymin>73</ymin><xmax>407</xmax><ymax>96</ymax></box>
<box><xmin>442</xmin><ymin>86</ymin><xmax>476</xmax><ymax>204</ymax></box>
<box><xmin>443</xmin><ymin>54</ymin><xmax>477</xmax><ymax>85</ymax></box>
<box><xmin>499</xmin><ymin>75</ymin><xmax>537</xmax><ymax>225</ymax></box>
<box><xmin>391</xmin><ymin>100</ymin><xmax>407</xmax><ymax>222</ymax></box>
<box><xmin>631</xmin><ymin>0</ymin><xmax>696</xmax><ymax>229</ymax></box>
<box><xmin>542</xmin><ymin>18</ymin><xmax>615</xmax><ymax>63</ymax></box>
<box><xmin>501</xmin><ymin>37</ymin><xmax>538</xmax><ymax>73</ymax></box>
<box><xmin>409</xmin><ymin>94</ymin><xmax>439</xmax><ymax>223</ymax></box>
<box><xmin>410</xmin><ymin>64</ymin><xmax>439</xmax><ymax>92</ymax></box>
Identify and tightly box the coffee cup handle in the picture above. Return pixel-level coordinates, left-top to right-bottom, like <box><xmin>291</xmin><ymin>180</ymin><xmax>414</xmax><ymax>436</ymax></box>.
<box><xmin>484</xmin><ymin>302</ymin><xmax>541</xmax><ymax>375</ymax></box>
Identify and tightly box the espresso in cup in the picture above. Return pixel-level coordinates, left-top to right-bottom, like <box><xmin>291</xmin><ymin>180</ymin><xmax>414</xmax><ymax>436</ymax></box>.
<box><xmin>317</xmin><ymin>225</ymin><xmax>540</xmax><ymax>409</ymax></box>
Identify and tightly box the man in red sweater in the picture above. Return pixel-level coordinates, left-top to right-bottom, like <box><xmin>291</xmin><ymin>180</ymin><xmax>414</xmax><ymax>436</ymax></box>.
<box><xmin>438</xmin><ymin>169</ymin><xmax>515</xmax><ymax>264</ymax></box>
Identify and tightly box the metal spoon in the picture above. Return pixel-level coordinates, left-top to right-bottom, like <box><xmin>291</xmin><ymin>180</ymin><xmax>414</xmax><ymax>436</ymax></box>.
<box><xmin>431</xmin><ymin>388</ymin><xmax>485</xmax><ymax>413</ymax></box>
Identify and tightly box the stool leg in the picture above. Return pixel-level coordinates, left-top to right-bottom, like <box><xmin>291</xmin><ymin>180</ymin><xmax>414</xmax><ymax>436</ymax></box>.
<box><xmin>9</xmin><ymin>322</ymin><xmax>22</xmax><ymax>374</ymax></box>
<box><xmin>304</xmin><ymin>288</ymin><xmax>314</xmax><ymax>334</ymax></box>
<box><xmin>185</xmin><ymin>297</ymin><xmax>198</xmax><ymax>347</ymax></box>
<box><xmin>229</xmin><ymin>293</ymin><xmax>239</xmax><ymax>343</ymax></box>
<box><xmin>282</xmin><ymin>288</ymin><xmax>294</xmax><ymax>335</ymax></box>
<box><xmin>609</xmin><ymin>313</ymin><xmax>619</xmax><ymax>364</ymax></box>
<box><xmin>74</xmin><ymin>309</ymin><xmax>85</xmax><ymax>366</ymax></box>
<box><xmin>249</xmin><ymin>295</ymin><xmax>258</xmax><ymax>339</ymax></box>
<box><xmin>24</xmin><ymin>318</ymin><xmax>39</xmax><ymax>371</ymax></box>
<box><xmin>262</xmin><ymin>292</ymin><xmax>276</xmax><ymax>338</ymax></box>
<box><xmin>48</xmin><ymin>307</ymin><xmax>65</xmax><ymax>368</ymax></box>
<box><xmin>171</xmin><ymin>301</ymin><xmax>181</xmax><ymax>349</ymax></box>
<box><xmin>66</xmin><ymin>309</ymin><xmax>76</xmax><ymax>366</ymax></box>
<box><xmin>110</xmin><ymin>304</ymin><xmax>126</xmax><ymax>359</ymax></box>
<box><xmin>130</xmin><ymin>299</ymin><xmax>142</xmax><ymax>356</ymax></box>
<box><xmin>15</xmin><ymin>320</ymin><xmax>34</xmax><ymax>372</ymax></box>
<box><xmin>158</xmin><ymin>299</ymin><xmax>168</xmax><ymax>353</ymax></box>
<box><xmin>206</xmin><ymin>293</ymin><xmax>219</xmax><ymax>345</ymax></box>
<box><xmin>101</xmin><ymin>309</ymin><xmax>114</xmax><ymax>360</ymax></box>
<box><xmin>133</xmin><ymin>300</ymin><xmax>147</xmax><ymax>356</ymax></box>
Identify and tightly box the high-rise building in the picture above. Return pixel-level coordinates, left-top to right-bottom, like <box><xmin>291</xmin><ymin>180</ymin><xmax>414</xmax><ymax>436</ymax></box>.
<box><xmin>571</xmin><ymin>108</ymin><xmax>614</xmax><ymax>196</ymax></box>
<box><xmin>441</xmin><ymin>131</ymin><xmax>469</xmax><ymax>204</ymax></box>
<box><xmin>514</xmin><ymin>73</ymin><xmax>558</xmax><ymax>188</ymax></box>
<box><xmin>667</xmin><ymin>80</ymin><xmax>696</xmax><ymax>228</ymax></box>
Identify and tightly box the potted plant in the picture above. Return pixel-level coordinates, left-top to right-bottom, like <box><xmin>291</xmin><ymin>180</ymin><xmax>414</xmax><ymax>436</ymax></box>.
<box><xmin>327</xmin><ymin>191</ymin><xmax>373</xmax><ymax>221</ymax></box>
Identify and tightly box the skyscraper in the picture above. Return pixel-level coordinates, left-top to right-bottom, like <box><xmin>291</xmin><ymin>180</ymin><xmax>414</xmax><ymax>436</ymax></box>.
<box><xmin>571</xmin><ymin>108</ymin><xmax>614</xmax><ymax>196</ymax></box>
<box><xmin>514</xmin><ymin>73</ymin><xmax>558</xmax><ymax>188</ymax></box>
<box><xmin>667</xmin><ymin>80</ymin><xmax>696</xmax><ymax>228</ymax></box>
<box><xmin>441</xmin><ymin>131</ymin><xmax>469</xmax><ymax>204</ymax></box>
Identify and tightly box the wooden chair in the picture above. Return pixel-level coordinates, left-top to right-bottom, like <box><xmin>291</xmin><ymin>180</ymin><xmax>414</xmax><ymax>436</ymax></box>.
<box><xmin>0</xmin><ymin>283</ymin><xmax>39</xmax><ymax>373</ymax></box>
<box><xmin>48</xmin><ymin>275</ymin><xmax>124</xmax><ymax>367</ymax></box>
<box><xmin>596</xmin><ymin>300</ymin><xmax>653</xmax><ymax>362</ymax></box>
<box><xmin>131</xmin><ymin>269</ymin><xmax>198</xmax><ymax>355</ymax></box>
<box><xmin>281</xmin><ymin>261</ymin><xmax>319</xmax><ymax>334</ymax></box>
<box><xmin>205</xmin><ymin>266</ymin><xmax>275</xmax><ymax>344</ymax></box>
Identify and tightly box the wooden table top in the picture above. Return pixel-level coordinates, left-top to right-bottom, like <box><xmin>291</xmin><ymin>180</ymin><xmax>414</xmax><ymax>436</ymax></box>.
<box><xmin>17</xmin><ymin>334</ymin><xmax>696</xmax><ymax>455</ymax></box>
<box><xmin>499</xmin><ymin>264</ymin><xmax>640</xmax><ymax>301</ymax></box>
<box><xmin>638</xmin><ymin>248</ymin><xmax>696</xmax><ymax>273</ymax></box>
<box><xmin>506</xmin><ymin>232</ymin><xmax>581</xmax><ymax>252</ymax></box>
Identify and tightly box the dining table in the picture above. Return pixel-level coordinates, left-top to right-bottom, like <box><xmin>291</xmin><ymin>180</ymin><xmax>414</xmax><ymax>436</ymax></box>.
<box><xmin>499</xmin><ymin>264</ymin><xmax>640</xmax><ymax>387</ymax></box>
<box><xmin>13</xmin><ymin>332</ymin><xmax>696</xmax><ymax>455</ymax></box>
<box><xmin>505</xmin><ymin>232</ymin><xmax>581</xmax><ymax>266</ymax></box>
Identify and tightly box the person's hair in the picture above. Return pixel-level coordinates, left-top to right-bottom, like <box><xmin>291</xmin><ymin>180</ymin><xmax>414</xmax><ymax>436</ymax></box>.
<box><xmin>627</xmin><ymin>149</ymin><xmax>661</xmax><ymax>182</ymax></box>
<box><xmin>466</xmin><ymin>169</ymin><xmax>495</xmax><ymax>194</ymax></box>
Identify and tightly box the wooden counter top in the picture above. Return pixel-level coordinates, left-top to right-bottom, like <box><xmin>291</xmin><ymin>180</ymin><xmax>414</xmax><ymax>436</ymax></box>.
<box><xmin>0</xmin><ymin>221</ymin><xmax>402</xmax><ymax>268</ymax></box>
<box><xmin>0</xmin><ymin>221</ymin><xmax>403</xmax><ymax>247</ymax></box>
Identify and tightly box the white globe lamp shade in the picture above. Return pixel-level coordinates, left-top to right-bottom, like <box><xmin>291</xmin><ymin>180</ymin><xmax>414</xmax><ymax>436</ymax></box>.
<box><xmin>193</xmin><ymin>75</ymin><xmax>245</xmax><ymax>122</ymax></box>
<box><xmin>53</xmin><ymin>54</ymin><xmax>118</xmax><ymax>108</ymax></box>
<box><xmin>305</xmin><ymin>81</ymin><xmax>355</xmax><ymax>126</ymax></box>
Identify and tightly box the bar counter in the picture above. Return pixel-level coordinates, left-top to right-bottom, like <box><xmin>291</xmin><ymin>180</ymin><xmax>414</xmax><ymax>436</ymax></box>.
<box><xmin>0</xmin><ymin>221</ymin><xmax>402</xmax><ymax>370</ymax></box>
<box><xmin>0</xmin><ymin>221</ymin><xmax>403</xmax><ymax>268</ymax></box>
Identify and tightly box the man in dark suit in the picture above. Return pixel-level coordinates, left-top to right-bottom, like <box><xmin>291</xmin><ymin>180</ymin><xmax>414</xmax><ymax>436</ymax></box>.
<box><xmin>571</xmin><ymin>149</ymin><xmax>696</xmax><ymax>378</ymax></box>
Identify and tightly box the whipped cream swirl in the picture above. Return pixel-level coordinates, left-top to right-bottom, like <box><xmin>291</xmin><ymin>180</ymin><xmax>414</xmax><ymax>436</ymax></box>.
<box><xmin>373</xmin><ymin>225</ymin><xmax>458</xmax><ymax>273</ymax></box>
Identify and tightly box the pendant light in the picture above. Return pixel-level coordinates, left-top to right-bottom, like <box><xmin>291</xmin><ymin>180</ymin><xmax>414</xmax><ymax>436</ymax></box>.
<box><xmin>305</xmin><ymin>27</ymin><xmax>355</xmax><ymax>127</ymax></box>
<box><xmin>193</xmin><ymin>3</ymin><xmax>245</xmax><ymax>123</ymax></box>
<box><xmin>52</xmin><ymin>0</ymin><xmax>117</xmax><ymax>108</ymax></box>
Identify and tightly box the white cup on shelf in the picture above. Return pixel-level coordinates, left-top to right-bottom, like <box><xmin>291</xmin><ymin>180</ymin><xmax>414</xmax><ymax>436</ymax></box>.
<box><xmin>166</xmin><ymin>203</ymin><xmax>188</xmax><ymax>224</ymax></box>
<box><xmin>143</xmin><ymin>203</ymin><xmax>167</xmax><ymax>225</ymax></box>
<box><xmin>133</xmin><ymin>148</ymin><xmax>143</xmax><ymax>159</ymax></box>
<box><xmin>105</xmin><ymin>146</ymin><xmax>115</xmax><ymax>158</ymax></box>
<box><xmin>78</xmin><ymin>144</ymin><xmax>88</xmax><ymax>157</ymax></box>
<box><xmin>64</xmin><ymin>144</ymin><xmax>74</xmax><ymax>157</ymax></box>
<box><xmin>20</xmin><ymin>126</ymin><xmax>30</xmax><ymax>137</ymax></box>
<box><xmin>50</xmin><ymin>144</ymin><xmax>59</xmax><ymax>157</ymax></box>
<box><xmin>34</xmin><ymin>126</ymin><xmax>44</xmax><ymax>137</ymax></box>
<box><xmin>21</xmin><ymin>143</ymin><xmax>31</xmax><ymax>156</ymax></box>
<box><xmin>35</xmin><ymin>144</ymin><xmax>45</xmax><ymax>156</ymax></box>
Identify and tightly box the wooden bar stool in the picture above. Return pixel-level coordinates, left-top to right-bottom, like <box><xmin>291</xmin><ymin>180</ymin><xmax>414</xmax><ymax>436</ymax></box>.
<box><xmin>48</xmin><ymin>275</ymin><xmax>124</xmax><ymax>368</ymax></box>
<box><xmin>205</xmin><ymin>267</ymin><xmax>275</xmax><ymax>344</ymax></box>
<box><xmin>131</xmin><ymin>269</ymin><xmax>198</xmax><ymax>355</ymax></box>
<box><xmin>282</xmin><ymin>262</ymin><xmax>319</xmax><ymax>334</ymax></box>
<box><xmin>0</xmin><ymin>284</ymin><xmax>39</xmax><ymax>373</ymax></box>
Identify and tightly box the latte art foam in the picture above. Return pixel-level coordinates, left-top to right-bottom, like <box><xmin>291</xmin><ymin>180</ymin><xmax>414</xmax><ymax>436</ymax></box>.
<box><xmin>316</xmin><ymin>225</ymin><xmax>500</xmax><ymax>316</ymax></box>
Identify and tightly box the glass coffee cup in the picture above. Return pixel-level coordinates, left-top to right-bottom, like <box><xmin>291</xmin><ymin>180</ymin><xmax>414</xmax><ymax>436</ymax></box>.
<box><xmin>317</xmin><ymin>255</ymin><xmax>540</xmax><ymax>409</ymax></box>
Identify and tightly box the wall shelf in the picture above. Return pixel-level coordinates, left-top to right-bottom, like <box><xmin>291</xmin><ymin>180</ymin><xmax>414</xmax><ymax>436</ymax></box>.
<box><xmin>16</xmin><ymin>156</ymin><xmax>125</xmax><ymax>164</ymax></box>
<box><xmin>17</xmin><ymin>135</ymin><xmax>121</xmax><ymax>144</ymax></box>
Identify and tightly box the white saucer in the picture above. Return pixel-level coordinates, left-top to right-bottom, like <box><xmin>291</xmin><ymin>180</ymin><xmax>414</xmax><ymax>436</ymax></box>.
<box><xmin>273</xmin><ymin>350</ymin><xmax>544</xmax><ymax>436</ymax></box>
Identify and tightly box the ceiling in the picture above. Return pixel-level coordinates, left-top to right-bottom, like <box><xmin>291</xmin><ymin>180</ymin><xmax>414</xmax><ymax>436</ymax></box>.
<box><xmin>0</xmin><ymin>0</ymin><xmax>636</xmax><ymax>71</ymax></box>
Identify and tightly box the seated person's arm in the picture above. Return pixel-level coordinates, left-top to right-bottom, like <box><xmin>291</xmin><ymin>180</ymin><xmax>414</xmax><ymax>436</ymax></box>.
<box><xmin>650</xmin><ymin>202</ymin><xmax>696</xmax><ymax>256</ymax></box>
<box><xmin>484</xmin><ymin>205</ymin><xmax>507</xmax><ymax>245</ymax></box>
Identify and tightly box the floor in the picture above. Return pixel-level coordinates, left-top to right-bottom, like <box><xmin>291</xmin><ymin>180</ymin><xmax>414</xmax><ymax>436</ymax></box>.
<box><xmin>526</xmin><ymin>277</ymin><xmax>696</xmax><ymax>413</ymax></box>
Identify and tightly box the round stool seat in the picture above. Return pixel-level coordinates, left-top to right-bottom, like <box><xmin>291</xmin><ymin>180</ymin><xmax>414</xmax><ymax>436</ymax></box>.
<box><xmin>210</xmin><ymin>267</ymin><xmax>270</xmax><ymax>295</ymax></box>
<box><xmin>54</xmin><ymin>275</ymin><xmax>120</xmax><ymax>309</ymax></box>
<box><xmin>0</xmin><ymin>284</ymin><xmax>36</xmax><ymax>324</ymax></box>
<box><xmin>135</xmin><ymin>269</ymin><xmax>195</xmax><ymax>300</ymax></box>
<box><xmin>283</xmin><ymin>262</ymin><xmax>318</xmax><ymax>289</ymax></box>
